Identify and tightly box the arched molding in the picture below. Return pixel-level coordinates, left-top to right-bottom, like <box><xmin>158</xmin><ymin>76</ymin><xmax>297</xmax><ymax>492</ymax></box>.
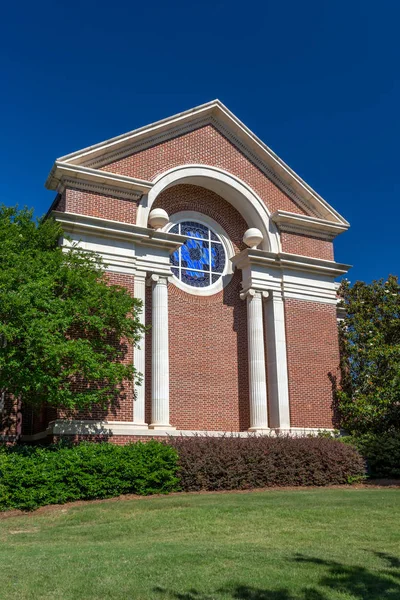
<box><xmin>136</xmin><ymin>165</ymin><xmax>281</xmax><ymax>253</ymax></box>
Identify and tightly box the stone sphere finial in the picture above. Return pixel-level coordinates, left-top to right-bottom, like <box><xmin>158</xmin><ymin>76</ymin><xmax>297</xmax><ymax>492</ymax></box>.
<box><xmin>148</xmin><ymin>208</ymin><xmax>169</xmax><ymax>230</ymax></box>
<box><xmin>243</xmin><ymin>228</ymin><xmax>263</xmax><ymax>249</ymax></box>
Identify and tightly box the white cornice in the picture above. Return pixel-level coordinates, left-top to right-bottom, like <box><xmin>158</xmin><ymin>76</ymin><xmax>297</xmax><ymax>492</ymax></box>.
<box><xmin>232</xmin><ymin>249</ymin><xmax>350</xmax><ymax>304</ymax></box>
<box><xmin>47</xmin><ymin>100</ymin><xmax>349</xmax><ymax>226</ymax></box>
<box><xmin>52</xmin><ymin>211</ymin><xmax>185</xmax><ymax>252</ymax></box>
<box><xmin>271</xmin><ymin>210</ymin><xmax>349</xmax><ymax>240</ymax></box>
<box><xmin>53</xmin><ymin>212</ymin><xmax>186</xmax><ymax>277</ymax></box>
<box><xmin>232</xmin><ymin>249</ymin><xmax>351</xmax><ymax>278</ymax></box>
<box><xmin>45</xmin><ymin>162</ymin><xmax>152</xmax><ymax>199</ymax></box>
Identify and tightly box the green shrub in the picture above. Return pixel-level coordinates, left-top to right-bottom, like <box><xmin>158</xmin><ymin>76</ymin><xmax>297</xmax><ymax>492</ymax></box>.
<box><xmin>343</xmin><ymin>432</ymin><xmax>400</xmax><ymax>479</ymax></box>
<box><xmin>0</xmin><ymin>440</ymin><xmax>180</xmax><ymax>511</ymax></box>
<box><xmin>0</xmin><ymin>434</ymin><xmax>369</xmax><ymax>512</ymax></box>
<box><xmin>168</xmin><ymin>435</ymin><xmax>366</xmax><ymax>491</ymax></box>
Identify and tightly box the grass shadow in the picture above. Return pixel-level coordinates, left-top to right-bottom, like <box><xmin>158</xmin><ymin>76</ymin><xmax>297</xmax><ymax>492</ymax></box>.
<box><xmin>154</xmin><ymin>550</ymin><xmax>400</xmax><ymax>599</ymax></box>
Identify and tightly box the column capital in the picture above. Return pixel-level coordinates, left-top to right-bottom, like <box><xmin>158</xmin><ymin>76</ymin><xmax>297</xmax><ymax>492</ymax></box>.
<box><xmin>240</xmin><ymin>288</ymin><xmax>269</xmax><ymax>301</ymax></box>
<box><xmin>147</xmin><ymin>273</ymin><xmax>169</xmax><ymax>286</ymax></box>
<box><xmin>134</xmin><ymin>269</ymin><xmax>147</xmax><ymax>280</ymax></box>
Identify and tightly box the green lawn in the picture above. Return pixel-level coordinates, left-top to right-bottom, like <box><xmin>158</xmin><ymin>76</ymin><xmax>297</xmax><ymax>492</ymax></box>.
<box><xmin>0</xmin><ymin>489</ymin><xmax>399</xmax><ymax>599</ymax></box>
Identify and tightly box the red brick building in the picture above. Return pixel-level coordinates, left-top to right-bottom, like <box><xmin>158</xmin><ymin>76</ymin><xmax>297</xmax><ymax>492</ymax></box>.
<box><xmin>24</xmin><ymin>101</ymin><xmax>350</xmax><ymax>442</ymax></box>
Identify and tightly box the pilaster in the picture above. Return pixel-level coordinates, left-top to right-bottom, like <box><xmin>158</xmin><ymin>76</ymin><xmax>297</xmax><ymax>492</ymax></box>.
<box><xmin>264</xmin><ymin>289</ymin><xmax>291</xmax><ymax>429</ymax></box>
<box><xmin>133</xmin><ymin>273</ymin><xmax>147</xmax><ymax>426</ymax></box>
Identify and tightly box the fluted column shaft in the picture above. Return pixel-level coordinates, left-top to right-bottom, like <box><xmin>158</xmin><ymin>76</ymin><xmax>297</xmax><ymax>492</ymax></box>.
<box><xmin>150</xmin><ymin>275</ymin><xmax>172</xmax><ymax>428</ymax></box>
<box><xmin>246</xmin><ymin>290</ymin><xmax>269</xmax><ymax>430</ymax></box>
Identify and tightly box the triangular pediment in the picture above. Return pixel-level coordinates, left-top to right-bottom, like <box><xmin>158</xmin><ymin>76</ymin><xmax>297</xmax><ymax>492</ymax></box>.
<box><xmin>46</xmin><ymin>100</ymin><xmax>349</xmax><ymax>226</ymax></box>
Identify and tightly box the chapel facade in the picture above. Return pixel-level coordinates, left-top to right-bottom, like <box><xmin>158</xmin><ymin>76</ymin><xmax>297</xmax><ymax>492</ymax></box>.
<box><xmin>22</xmin><ymin>101</ymin><xmax>350</xmax><ymax>442</ymax></box>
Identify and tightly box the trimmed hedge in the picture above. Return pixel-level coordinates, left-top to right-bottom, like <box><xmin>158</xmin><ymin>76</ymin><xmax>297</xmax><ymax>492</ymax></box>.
<box><xmin>168</xmin><ymin>435</ymin><xmax>366</xmax><ymax>491</ymax></box>
<box><xmin>0</xmin><ymin>441</ymin><xmax>180</xmax><ymax>511</ymax></box>
<box><xmin>344</xmin><ymin>432</ymin><xmax>400</xmax><ymax>479</ymax></box>
<box><xmin>0</xmin><ymin>435</ymin><xmax>366</xmax><ymax>511</ymax></box>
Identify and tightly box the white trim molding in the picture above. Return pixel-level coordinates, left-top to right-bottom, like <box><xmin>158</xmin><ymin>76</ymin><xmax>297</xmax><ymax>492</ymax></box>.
<box><xmin>46</xmin><ymin>162</ymin><xmax>152</xmax><ymax>200</ymax></box>
<box><xmin>137</xmin><ymin>164</ymin><xmax>281</xmax><ymax>253</ymax></box>
<box><xmin>271</xmin><ymin>210</ymin><xmax>349</xmax><ymax>240</ymax></box>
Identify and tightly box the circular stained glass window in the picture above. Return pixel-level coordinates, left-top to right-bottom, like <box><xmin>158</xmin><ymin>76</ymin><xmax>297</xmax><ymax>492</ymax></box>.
<box><xmin>169</xmin><ymin>221</ymin><xmax>226</xmax><ymax>288</ymax></box>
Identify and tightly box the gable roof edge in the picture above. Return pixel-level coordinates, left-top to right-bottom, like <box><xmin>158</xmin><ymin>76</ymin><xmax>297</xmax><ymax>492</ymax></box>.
<box><xmin>50</xmin><ymin>100</ymin><xmax>349</xmax><ymax>227</ymax></box>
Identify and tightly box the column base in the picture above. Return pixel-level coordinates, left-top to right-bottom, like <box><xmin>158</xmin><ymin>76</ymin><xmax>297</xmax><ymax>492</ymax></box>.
<box><xmin>148</xmin><ymin>424</ymin><xmax>176</xmax><ymax>431</ymax></box>
<box><xmin>248</xmin><ymin>427</ymin><xmax>270</xmax><ymax>433</ymax></box>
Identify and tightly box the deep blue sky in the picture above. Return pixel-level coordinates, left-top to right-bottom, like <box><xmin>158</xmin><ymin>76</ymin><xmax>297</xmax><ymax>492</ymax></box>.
<box><xmin>1</xmin><ymin>1</ymin><xmax>399</xmax><ymax>282</ymax></box>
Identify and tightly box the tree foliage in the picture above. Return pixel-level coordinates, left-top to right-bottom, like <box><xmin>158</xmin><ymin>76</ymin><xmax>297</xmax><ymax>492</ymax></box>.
<box><xmin>338</xmin><ymin>276</ymin><xmax>400</xmax><ymax>434</ymax></box>
<box><xmin>0</xmin><ymin>206</ymin><xmax>145</xmax><ymax>410</ymax></box>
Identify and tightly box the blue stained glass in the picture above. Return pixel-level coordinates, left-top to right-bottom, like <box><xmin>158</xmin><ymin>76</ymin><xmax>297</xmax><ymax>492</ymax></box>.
<box><xmin>181</xmin><ymin>269</ymin><xmax>210</xmax><ymax>287</ymax></box>
<box><xmin>170</xmin><ymin>249</ymin><xmax>180</xmax><ymax>266</ymax></box>
<box><xmin>170</xmin><ymin>221</ymin><xmax>226</xmax><ymax>289</ymax></box>
<box><xmin>210</xmin><ymin>243</ymin><xmax>225</xmax><ymax>273</ymax></box>
<box><xmin>181</xmin><ymin>238</ymin><xmax>209</xmax><ymax>271</ymax></box>
<box><xmin>181</xmin><ymin>221</ymin><xmax>208</xmax><ymax>239</ymax></box>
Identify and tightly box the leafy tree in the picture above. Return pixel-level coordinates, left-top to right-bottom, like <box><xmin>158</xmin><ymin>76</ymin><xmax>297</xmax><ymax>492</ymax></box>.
<box><xmin>0</xmin><ymin>206</ymin><xmax>145</xmax><ymax>411</ymax></box>
<box><xmin>338</xmin><ymin>276</ymin><xmax>400</xmax><ymax>434</ymax></box>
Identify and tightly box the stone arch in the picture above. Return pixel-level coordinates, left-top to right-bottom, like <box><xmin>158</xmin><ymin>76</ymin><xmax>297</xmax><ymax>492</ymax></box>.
<box><xmin>136</xmin><ymin>164</ymin><xmax>281</xmax><ymax>253</ymax></box>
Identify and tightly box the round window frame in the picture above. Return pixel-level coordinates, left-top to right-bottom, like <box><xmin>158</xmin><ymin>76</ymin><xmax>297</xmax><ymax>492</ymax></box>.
<box><xmin>165</xmin><ymin>211</ymin><xmax>235</xmax><ymax>296</ymax></box>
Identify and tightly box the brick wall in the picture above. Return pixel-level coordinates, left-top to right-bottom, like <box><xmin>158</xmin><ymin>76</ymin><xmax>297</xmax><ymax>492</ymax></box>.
<box><xmin>101</xmin><ymin>125</ymin><xmax>309</xmax><ymax>218</ymax></box>
<box><xmin>63</xmin><ymin>187</ymin><xmax>138</xmax><ymax>224</ymax></box>
<box><xmin>281</xmin><ymin>232</ymin><xmax>334</xmax><ymax>260</ymax></box>
<box><xmin>284</xmin><ymin>298</ymin><xmax>340</xmax><ymax>428</ymax></box>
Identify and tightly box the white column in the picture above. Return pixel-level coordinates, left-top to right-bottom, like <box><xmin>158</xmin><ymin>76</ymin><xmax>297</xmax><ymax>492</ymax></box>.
<box><xmin>133</xmin><ymin>273</ymin><xmax>147</xmax><ymax>426</ymax></box>
<box><xmin>149</xmin><ymin>275</ymin><xmax>174</xmax><ymax>429</ymax></box>
<box><xmin>264</xmin><ymin>290</ymin><xmax>291</xmax><ymax>430</ymax></box>
<box><xmin>245</xmin><ymin>289</ymin><xmax>269</xmax><ymax>431</ymax></box>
